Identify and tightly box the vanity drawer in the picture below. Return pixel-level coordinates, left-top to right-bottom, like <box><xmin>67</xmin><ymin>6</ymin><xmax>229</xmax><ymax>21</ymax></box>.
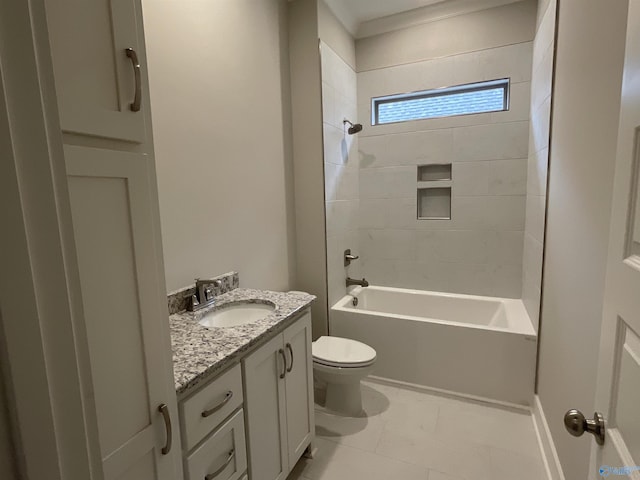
<box><xmin>180</xmin><ymin>364</ymin><xmax>243</xmax><ymax>450</ymax></box>
<box><xmin>185</xmin><ymin>409</ymin><xmax>247</xmax><ymax>480</ymax></box>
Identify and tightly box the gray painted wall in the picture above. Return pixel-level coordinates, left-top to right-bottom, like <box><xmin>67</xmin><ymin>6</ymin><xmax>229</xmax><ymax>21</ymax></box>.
<box><xmin>144</xmin><ymin>0</ymin><xmax>297</xmax><ymax>294</ymax></box>
<box><xmin>289</xmin><ymin>0</ymin><xmax>330</xmax><ymax>337</ymax></box>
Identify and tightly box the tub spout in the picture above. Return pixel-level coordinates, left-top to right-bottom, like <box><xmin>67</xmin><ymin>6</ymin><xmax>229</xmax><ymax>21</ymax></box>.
<box><xmin>346</xmin><ymin>277</ymin><xmax>369</xmax><ymax>287</ymax></box>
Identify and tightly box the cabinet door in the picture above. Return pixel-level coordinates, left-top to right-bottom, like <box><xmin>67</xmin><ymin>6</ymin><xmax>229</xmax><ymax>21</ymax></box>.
<box><xmin>45</xmin><ymin>0</ymin><xmax>147</xmax><ymax>142</ymax></box>
<box><xmin>66</xmin><ymin>145</ymin><xmax>180</xmax><ymax>480</ymax></box>
<box><xmin>242</xmin><ymin>335</ymin><xmax>288</xmax><ymax>480</ymax></box>
<box><xmin>283</xmin><ymin>313</ymin><xmax>314</xmax><ymax>467</ymax></box>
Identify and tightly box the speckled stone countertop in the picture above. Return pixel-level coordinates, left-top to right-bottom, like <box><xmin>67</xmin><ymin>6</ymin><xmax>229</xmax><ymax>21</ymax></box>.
<box><xmin>170</xmin><ymin>288</ymin><xmax>315</xmax><ymax>397</ymax></box>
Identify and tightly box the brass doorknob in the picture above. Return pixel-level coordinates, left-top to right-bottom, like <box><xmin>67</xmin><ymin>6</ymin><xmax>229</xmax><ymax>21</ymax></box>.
<box><xmin>564</xmin><ymin>409</ymin><xmax>605</xmax><ymax>445</ymax></box>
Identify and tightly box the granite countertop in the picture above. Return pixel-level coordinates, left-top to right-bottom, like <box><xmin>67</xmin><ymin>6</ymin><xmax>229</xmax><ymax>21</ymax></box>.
<box><xmin>170</xmin><ymin>288</ymin><xmax>315</xmax><ymax>396</ymax></box>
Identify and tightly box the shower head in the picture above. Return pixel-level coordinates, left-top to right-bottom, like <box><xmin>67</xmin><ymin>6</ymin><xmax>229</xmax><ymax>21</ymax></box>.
<box><xmin>343</xmin><ymin>119</ymin><xmax>363</xmax><ymax>135</ymax></box>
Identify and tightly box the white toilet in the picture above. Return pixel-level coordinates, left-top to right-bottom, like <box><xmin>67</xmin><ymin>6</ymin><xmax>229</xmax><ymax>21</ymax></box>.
<box><xmin>312</xmin><ymin>336</ymin><xmax>377</xmax><ymax>416</ymax></box>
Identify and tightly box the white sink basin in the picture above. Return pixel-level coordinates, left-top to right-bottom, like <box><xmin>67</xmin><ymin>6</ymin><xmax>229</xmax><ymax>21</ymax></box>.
<box><xmin>198</xmin><ymin>303</ymin><xmax>275</xmax><ymax>328</ymax></box>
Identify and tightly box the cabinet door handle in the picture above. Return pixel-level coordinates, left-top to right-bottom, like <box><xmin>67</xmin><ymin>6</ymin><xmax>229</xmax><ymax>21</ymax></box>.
<box><xmin>157</xmin><ymin>403</ymin><xmax>172</xmax><ymax>455</ymax></box>
<box><xmin>125</xmin><ymin>48</ymin><xmax>142</xmax><ymax>112</ymax></box>
<box><xmin>279</xmin><ymin>348</ymin><xmax>287</xmax><ymax>379</ymax></box>
<box><xmin>201</xmin><ymin>391</ymin><xmax>233</xmax><ymax>418</ymax></box>
<box><xmin>286</xmin><ymin>343</ymin><xmax>294</xmax><ymax>373</ymax></box>
<box><xmin>205</xmin><ymin>449</ymin><xmax>235</xmax><ymax>480</ymax></box>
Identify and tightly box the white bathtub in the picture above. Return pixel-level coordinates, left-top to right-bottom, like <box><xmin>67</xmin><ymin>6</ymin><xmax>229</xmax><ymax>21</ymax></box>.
<box><xmin>330</xmin><ymin>286</ymin><xmax>537</xmax><ymax>406</ymax></box>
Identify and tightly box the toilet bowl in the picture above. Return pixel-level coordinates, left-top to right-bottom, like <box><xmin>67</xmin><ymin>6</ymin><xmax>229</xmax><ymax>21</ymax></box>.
<box><xmin>312</xmin><ymin>336</ymin><xmax>376</xmax><ymax>416</ymax></box>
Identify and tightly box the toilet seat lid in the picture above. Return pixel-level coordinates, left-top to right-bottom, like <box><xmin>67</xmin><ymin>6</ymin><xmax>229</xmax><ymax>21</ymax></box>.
<box><xmin>312</xmin><ymin>336</ymin><xmax>376</xmax><ymax>367</ymax></box>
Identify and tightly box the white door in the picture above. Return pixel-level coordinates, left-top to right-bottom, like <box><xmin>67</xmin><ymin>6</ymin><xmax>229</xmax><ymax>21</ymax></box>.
<box><xmin>588</xmin><ymin>3</ymin><xmax>640</xmax><ymax>478</ymax></box>
<box><xmin>243</xmin><ymin>335</ymin><xmax>289</xmax><ymax>480</ymax></box>
<box><xmin>44</xmin><ymin>0</ymin><xmax>147</xmax><ymax>142</ymax></box>
<box><xmin>66</xmin><ymin>145</ymin><xmax>180</xmax><ymax>480</ymax></box>
<box><xmin>283</xmin><ymin>313</ymin><xmax>314</xmax><ymax>467</ymax></box>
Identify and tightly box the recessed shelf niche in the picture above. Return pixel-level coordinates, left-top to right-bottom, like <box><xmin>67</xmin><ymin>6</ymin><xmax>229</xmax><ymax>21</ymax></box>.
<box><xmin>417</xmin><ymin>164</ymin><xmax>452</xmax><ymax>181</ymax></box>
<box><xmin>418</xmin><ymin>187</ymin><xmax>451</xmax><ymax>220</ymax></box>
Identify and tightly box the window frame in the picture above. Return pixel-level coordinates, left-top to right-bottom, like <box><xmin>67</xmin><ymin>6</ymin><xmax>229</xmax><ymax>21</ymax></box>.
<box><xmin>371</xmin><ymin>78</ymin><xmax>511</xmax><ymax>126</ymax></box>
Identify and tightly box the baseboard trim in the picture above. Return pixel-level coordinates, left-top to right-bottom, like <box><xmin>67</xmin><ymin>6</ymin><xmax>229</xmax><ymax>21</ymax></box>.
<box><xmin>532</xmin><ymin>395</ymin><xmax>566</xmax><ymax>480</ymax></box>
<box><xmin>366</xmin><ymin>375</ymin><xmax>532</xmax><ymax>414</ymax></box>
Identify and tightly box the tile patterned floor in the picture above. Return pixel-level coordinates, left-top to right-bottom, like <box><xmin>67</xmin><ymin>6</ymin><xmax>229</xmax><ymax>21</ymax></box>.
<box><xmin>288</xmin><ymin>380</ymin><xmax>548</xmax><ymax>480</ymax></box>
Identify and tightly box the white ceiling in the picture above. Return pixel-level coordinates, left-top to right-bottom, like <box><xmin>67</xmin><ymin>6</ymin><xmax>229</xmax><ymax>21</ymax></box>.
<box><xmin>322</xmin><ymin>0</ymin><xmax>526</xmax><ymax>38</ymax></box>
<box><xmin>323</xmin><ymin>0</ymin><xmax>445</xmax><ymax>33</ymax></box>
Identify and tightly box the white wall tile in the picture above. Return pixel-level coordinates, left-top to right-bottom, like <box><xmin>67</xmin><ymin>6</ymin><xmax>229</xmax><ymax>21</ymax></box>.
<box><xmin>335</xmin><ymin>167</ymin><xmax>359</xmax><ymax>201</ymax></box>
<box><xmin>360</xmin><ymin>167</ymin><xmax>416</xmax><ymax>199</ymax></box>
<box><xmin>490</xmin><ymin>230</ymin><xmax>525</xmax><ymax>266</ymax></box>
<box><xmin>453</xmin><ymin>122</ymin><xmax>529</xmax><ymax>162</ymax></box>
<box><xmin>519</xmin><ymin>1</ymin><xmax>555</xmax><ymax>329</ymax></box>
<box><xmin>423</xmin><ymin>195</ymin><xmax>526</xmax><ymax>231</ymax></box>
<box><xmin>353</xmin><ymin>28</ymin><xmax>533</xmax><ymax>298</ymax></box>
<box><xmin>453</xmin><ymin>42</ymin><xmax>533</xmax><ymax>85</ymax></box>
<box><xmin>524</xmin><ymin>194</ymin><xmax>546</xmax><ymax>244</ymax></box>
<box><xmin>359</xmin><ymin>198</ymin><xmax>417</xmax><ymax>229</ymax></box>
<box><xmin>522</xmin><ymin>232</ymin><xmax>543</xmax><ymax>288</ymax></box>
<box><xmin>531</xmin><ymin>43</ymin><xmax>554</xmax><ymax>110</ymax></box>
<box><xmin>531</xmin><ymin>97</ymin><xmax>551</xmax><ymax>153</ymax></box>
<box><xmin>359</xmin><ymin>228</ymin><xmax>417</xmax><ymax>261</ymax></box>
<box><xmin>321</xmin><ymin>82</ymin><xmax>336</xmax><ymax>128</ymax></box>
<box><xmin>358</xmin><ymin>68</ymin><xmax>392</xmax><ymax>100</ymax></box>
<box><xmin>492</xmin><ymin>81</ymin><xmax>531</xmax><ymax>123</ymax></box>
<box><xmin>487</xmin><ymin>159</ymin><xmax>528</xmax><ymax>196</ymax></box>
<box><xmin>324</xmin><ymin>162</ymin><xmax>340</xmax><ymax>202</ymax></box>
<box><xmin>522</xmin><ymin>269</ymin><xmax>541</xmax><ymax>332</ymax></box>
<box><xmin>454</xmin><ymin>159</ymin><xmax>527</xmax><ymax>197</ymax></box>
<box><xmin>323</xmin><ymin>34</ymin><xmax>360</xmax><ymax>313</ymax></box>
<box><xmin>526</xmin><ymin>146</ymin><xmax>548</xmax><ymax>197</ymax></box>
<box><xmin>532</xmin><ymin>2</ymin><xmax>556</xmax><ymax>67</ymax></box>
<box><xmin>359</xmin><ymin>135</ymin><xmax>391</xmax><ymax>168</ymax></box>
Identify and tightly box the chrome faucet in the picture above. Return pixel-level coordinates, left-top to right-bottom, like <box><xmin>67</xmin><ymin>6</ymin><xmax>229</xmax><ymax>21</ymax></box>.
<box><xmin>188</xmin><ymin>278</ymin><xmax>223</xmax><ymax>312</ymax></box>
<box><xmin>346</xmin><ymin>277</ymin><xmax>369</xmax><ymax>288</ymax></box>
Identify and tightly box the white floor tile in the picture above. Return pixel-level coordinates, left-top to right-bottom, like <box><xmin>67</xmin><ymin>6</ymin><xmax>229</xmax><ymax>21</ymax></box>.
<box><xmin>428</xmin><ymin>470</ymin><xmax>466</xmax><ymax>480</ymax></box>
<box><xmin>314</xmin><ymin>410</ymin><xmax>385</xmax><ymax>452</ymax></box>
<box><xmin>489</xmin><ymin>446</ymin><xmax>548</xmax><ymax>480</ymax></box>
<box><xmin>376</xmin><ymin>427</ymin><xmax>493</xmax><ymax>480</ymax></box>
<box><xmin>435</xmin><ymin>398</ymin><xmax>539</xmax><ymax>455</ymax></box>
<box><xmin>293</xmin><ymin>438</ymin><xmax>429</xmax><ymax>480</ymax></box>
<box><xmin>288</xmin><ymin>381</ymin><xmax>547</xmax><ymax>480</ymax></box>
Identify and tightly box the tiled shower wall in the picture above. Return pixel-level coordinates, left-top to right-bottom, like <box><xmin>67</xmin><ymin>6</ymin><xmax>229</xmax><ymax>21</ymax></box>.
<box><xmin>356</xmin><ymin>43</ymin><xmax>533</xmax><ymax>298</ymax></box>
<box><xmin>321</xmin><ymin>42</ymin><xmax>362</xmax><ymax>308</ymax></box>
<box><xmin>522</xmin><ymin>0</ymin><xmax>556</xmax><ymax>331</ymax></box>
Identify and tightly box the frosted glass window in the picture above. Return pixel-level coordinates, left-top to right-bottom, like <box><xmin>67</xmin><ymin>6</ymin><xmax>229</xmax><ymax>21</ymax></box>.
<box><xmin>373</xmin><ymin>79</ymin><xmax>509</xmax><ymax>125</ymax></box>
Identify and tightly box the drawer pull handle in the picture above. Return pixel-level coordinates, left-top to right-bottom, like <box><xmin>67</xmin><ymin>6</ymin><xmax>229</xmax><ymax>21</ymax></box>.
<box><xmin>205</xmin><ymin>449</ymin><xmax>235</xmax><ymax>480</ymax></box>
<box><xmin>158</xmin><ymin>403</ymin><xmax>172</xmax><ymax>455</ymax></box>
<box><xmin>201</xmin><ymin>391</ymin><xmax>233</xmax><ymax>418</ymax></box>
<box><xmin>125</xmin><ymin>48</ymin><xmax>142</xmax><ymax>112</ymax></box>
<box><xmin>279</xmin><ymin>348</ymin><xmax>287</xmax><ymax>379</ymax></box>
<box><xmin>286</xmin><ymin>343</ymin><xmax>294</xmax><ymax>373</ymax></box>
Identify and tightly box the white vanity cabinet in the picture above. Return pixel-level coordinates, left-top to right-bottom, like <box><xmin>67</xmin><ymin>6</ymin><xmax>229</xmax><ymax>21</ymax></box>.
<box><xmin>44</xmin><ymin>0</ymin><xmax>182</xmax><ymax>478</ymax></box>
<box><xmin>243</xmin><ymin>312</ymin><xmax>314</xmax><ymax>480</ymax></box>
<box><xmin>176</xmin><ymin>310</ymin><xmax>314</xmax><ymax>480</ymax></box>
<box><xmin>44</xmin><ymin>0</ymin><xmax>148</xmax><ymax>142</ymax></box>
<box><xmin>179</xmin><ymin>364</ymin><xmax>248</xmax><ymax>480</ymax></box>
